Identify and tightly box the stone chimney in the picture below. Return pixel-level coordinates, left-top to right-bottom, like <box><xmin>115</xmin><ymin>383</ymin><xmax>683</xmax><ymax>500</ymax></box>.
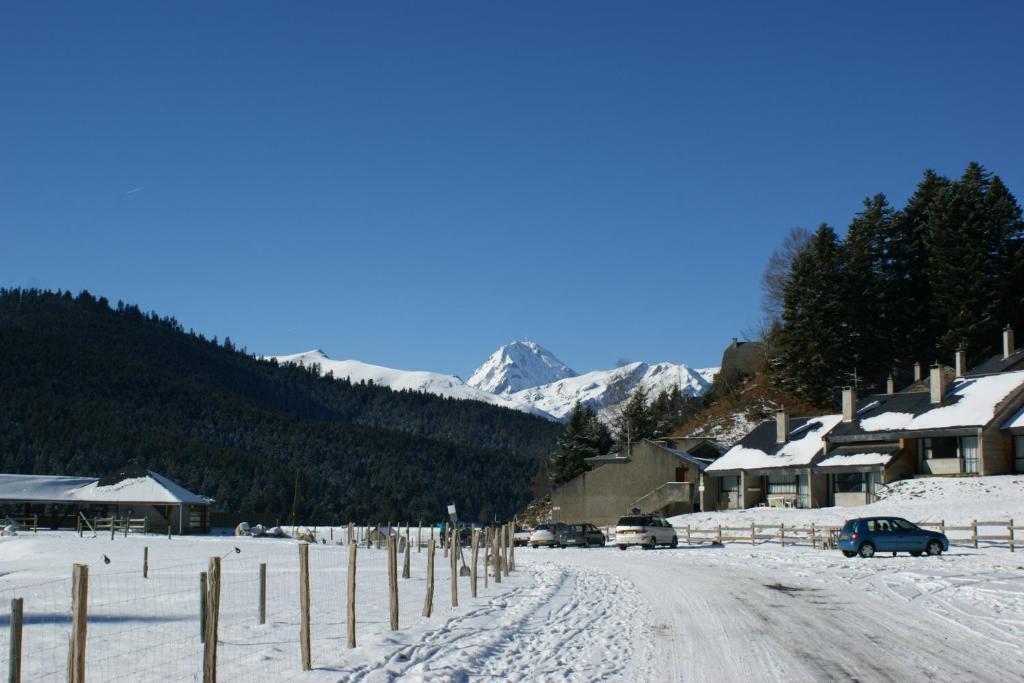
<box><xmin>842</xmin><ymin>387</ymin><xmax>857</xmax><ymax>422</ymax></box>
<box><xmin>930</xmin><ymin>363</ymin><xmax>947</xmax><ymax>405</ymax></box>
<box><xmin>913</xmin><ymin>362</ymin><xmax>922</xmax><ymax>382</ymax></box>
<box><xmin>1005</xmin><ymin>325</ymin><xmax>1015</xmax><ymax>360</ymax></box>
<box><xmin>954</xmin><ymin>347</ymin><xmax>967</xmax><ymax>378</ymax></box>
<box><xmin>776</xmin><ymin>409</ymin><xmax>790</xmax><ymax>444</ymax></box>
<box><xmin>886</xmin><ymin>374</ymin><xmax>895</xmax><ymax>395</ymax></box>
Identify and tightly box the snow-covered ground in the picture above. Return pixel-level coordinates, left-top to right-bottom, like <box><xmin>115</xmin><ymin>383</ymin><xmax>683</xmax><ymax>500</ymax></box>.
<box><xmin>670</xmin><ymin>475</ymin><xmax>1024</xmax><ymax>531</ymax></box>
<box><xmin>3</xmin><ymin>516</ymin><xmax>1024</xmax><ymax>681</ymax></box>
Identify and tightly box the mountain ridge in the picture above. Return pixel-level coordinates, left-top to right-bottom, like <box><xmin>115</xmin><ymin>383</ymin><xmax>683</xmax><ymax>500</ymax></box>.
<box><xmin>272</xmin><ymin>341</ymin><xmax>719</xmax><ymax>423</ymax></box>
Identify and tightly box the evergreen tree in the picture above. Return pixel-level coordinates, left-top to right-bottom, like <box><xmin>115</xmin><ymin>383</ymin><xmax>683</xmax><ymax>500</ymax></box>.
<box><xmin>886</xmin><ymin>170</ymin><xmax>950</xmax><ymax>369</ymax></box>
<box><xmin>549</xmin><ymin>401</ymin><xmax>611</xmax><ymax>485</ymax></box>
<box><xmin>613</xmin><ymin>387</ymin><xmax>656</xmax><ymax>452</ymax></box>
<box><xmin>773</xmin><ymin>224</ymin><xmax>848</xmax><ymax>405</ymax></box>
<box><xmin>927</xmin><ymin>163</ymin><xmax>1024</xmax><ymax>359</ymax></box>
<box><xmin>842</xmin><ymin>194</ymin><xmax>892</xmax><ymax>390</ymax></box>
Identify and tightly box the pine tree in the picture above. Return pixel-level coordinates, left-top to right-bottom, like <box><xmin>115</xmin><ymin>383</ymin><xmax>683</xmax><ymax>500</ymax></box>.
<box><xmin>549</xmin><ymin>401</ymin><xmax>610</xmax><ymax>485</ymax></box>
<box><xmin>842</xmin><ymin>194</ymin><xmax>892</xmax><ymax>390</ymax></box>
<box><xmin>927</xmin><ymin>163</ymin><xmax>1024</xmax><ymax>359</ymax></box>
<box><xmin>774</xmin><ymin>224</ymin><xmax>849</xmax><ymax>405</ymax></box>
<box><xmin>614</xmin><ymin>387</ymin><xmax>656</xmax><ymax>453</ymax></box>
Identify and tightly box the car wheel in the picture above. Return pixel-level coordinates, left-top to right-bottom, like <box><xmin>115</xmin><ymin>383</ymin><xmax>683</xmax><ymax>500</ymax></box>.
<box><xmin>842</xmin><ymin>550</ymin><xmax>856</xmax><ymax>558</ymax></box>
<box><xmin>531</xmin><ymin>544</ymin><xmax>538</xmax><ymax>549</ymax></box>
<box><xmin>670</xmin><ymin>535</ymin><xmax>679</xmax><ymax>548</ymax></box>
<box><xmin>618</xmin><ymin>545</ymin><xmax>627</xmax><ymax>551</ymax></box>
<box><xmin>926</xmin><ymin>540</ymin><xmax>943</xmax><ymax>556</ymax></box>
<box><xmin>858</xmin><ymin>542</ymin><xmax>876</xmax><ymax>558</ymax></box>
<box><xmin>645</xmin><ymin>536</ymin><xmax>656</xmax><ymax>550</ymax></box>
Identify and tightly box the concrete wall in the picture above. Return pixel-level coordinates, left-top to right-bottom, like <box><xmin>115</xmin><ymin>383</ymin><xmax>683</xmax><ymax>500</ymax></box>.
<box><xmin>549</xmin><ymin>441</ymin><xmax>705</xmax><ymax>526</ymax></box>
<box><xmin>833</xmin><ymin>491</ymin><xmax>869</xmax><ymax>507</ymax></box>
<box><xmin>981</xmin><ymin>427</ymin><xmax>1013</xmax><ymax>474</ymax></box>
<box><xmin>923</xmin><ymin>458</ymin><xmax>961</xmax><ymax>475</ymax></box>
<box><xmin>884</xmin><ymin>442</ymin><xmax>917</xmax><ymax>483</ymax></box>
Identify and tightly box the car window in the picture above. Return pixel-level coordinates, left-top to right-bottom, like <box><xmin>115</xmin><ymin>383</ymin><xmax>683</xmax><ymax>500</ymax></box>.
<box><xmin>891</xmin><ymin>518</ymin><xmax>916</xmax><ymax>531</ymax></box>
<box><xmin>618</xmin><ymin>516</ymin><xmax>650</xmax><ymax>526</ymax></box>
<box><xmin>536</xmin><ymin>524</ymin><xmax>552</xmax><ymax>531</ymax></box>
<box><xmin>867</xmin><ymin>520</ymin><xmax>879</xmax><ymax>532</ymax></box>
<box><xmin>842</xmin><ymin>520</ymin><xmax>857</xmax><ymax>531</ymax></box>
<box><xmin>571</xmin><ymin>524</ymin><xmax>584</xmax><ymax>532</ymax></box>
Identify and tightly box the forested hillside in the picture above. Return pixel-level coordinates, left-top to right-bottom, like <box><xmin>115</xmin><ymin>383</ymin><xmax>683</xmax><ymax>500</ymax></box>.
<box><xmin>0</xmin><ymin>290</ymin><xmax>562</xmax><ymax>521</ymax></box>
<box><xmin>770</xmin><ymin>162</ymin><xmax>1024</xmax><ymax>406</ymax></box>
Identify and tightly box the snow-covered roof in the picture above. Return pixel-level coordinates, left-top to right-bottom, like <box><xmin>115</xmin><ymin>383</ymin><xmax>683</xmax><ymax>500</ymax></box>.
<box><xmin>706</xmin><ymin>415</ymin><xmax>843</xmax><ymax>473</ymax></box>
<box><xmin>817</xmin><ymin>444</ymin><xmax>900</xmax><ymax>469</ymax></box>
<box><xmin>0</xmin><ymin>471</ymin><xmax>210</xmax><ymax>505</ymax></box>
<box><xmin>908</xmin><ymin>371</ymin><xmax>1024</xmax><ymax>429</ymax></box>
<box><xmin>831</xmin><ymin>370</ymin><xmax>1024</xmax><ymax>440</ymax></box>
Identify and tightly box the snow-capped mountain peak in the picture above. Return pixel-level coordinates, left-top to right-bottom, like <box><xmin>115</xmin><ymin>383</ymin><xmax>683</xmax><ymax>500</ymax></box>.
<box><xmin>467</xmin><ymin>340</ymin><xmax>577</xmax><ymax>395</ymax></box>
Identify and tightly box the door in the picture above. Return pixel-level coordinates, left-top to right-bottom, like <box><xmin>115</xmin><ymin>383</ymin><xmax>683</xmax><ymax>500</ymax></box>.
<box><xmin>867</xmin><ymin>519</ymin><xmax>895</xmax><ymax>550</ymax></box>
<box><xmin>961</xmin><ymin>436</ymin><xmax>979</xmax><ymax>474</ymax></box>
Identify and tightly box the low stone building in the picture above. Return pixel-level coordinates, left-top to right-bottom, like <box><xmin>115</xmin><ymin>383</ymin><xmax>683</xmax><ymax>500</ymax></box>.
<box><xmin>549</xmin><ymin>439</ymin><xmax>724</xmax><ymax>526</ymax></box>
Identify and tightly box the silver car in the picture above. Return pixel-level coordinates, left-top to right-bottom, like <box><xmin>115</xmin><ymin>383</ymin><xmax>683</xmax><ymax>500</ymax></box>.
<box><xmin>529</xmin><ymin>522</ymin><xmax>567</xmax><ymax>547</ymax></box>
<box><xmin>615</xmin><ymin>515</ymin><xmax>678</xmax><ymax>550</ymax></box>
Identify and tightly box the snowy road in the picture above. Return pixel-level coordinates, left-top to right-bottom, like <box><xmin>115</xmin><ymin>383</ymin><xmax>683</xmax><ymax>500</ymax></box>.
<box><xmin>4</xmin><ymin>533</ymin><xmax>1024</xmax><ymax>681</ymax></box>
<box><xmin>379</xmin><ymin>547</ymin><xmax>1024</xmax><ymax>682</ymax></box>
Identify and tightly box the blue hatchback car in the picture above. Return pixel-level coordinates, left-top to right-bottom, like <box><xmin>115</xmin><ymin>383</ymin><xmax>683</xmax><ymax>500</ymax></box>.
<box><xmin>837</xmin><ymin>517</ymin><xmax>949</xmax><ymax>558</ymax></box>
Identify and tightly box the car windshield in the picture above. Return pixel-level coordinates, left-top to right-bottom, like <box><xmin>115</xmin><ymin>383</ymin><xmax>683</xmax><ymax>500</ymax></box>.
<box><xmin>618</xmin><ymin>516</ymin><xmax>650</xmax><ymax>526</ymax></box>
<box><xmin>842</xmin><ymin>520</ymin><xmax>857</xmax><ymax>531</ymax></box>
<box><xmin>535</xmin><ymin>524</ymin><xmax>554</xmax><ymax>531</ymax></box>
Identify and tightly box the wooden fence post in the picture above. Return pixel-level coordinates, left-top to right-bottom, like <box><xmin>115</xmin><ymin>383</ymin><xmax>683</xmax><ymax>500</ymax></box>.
<box><xmin>449</xmin><ymin>528</ymin><xmax>459</xmax><ymax>608</ymax></box>
<box><xmin>200</xmin><ymin>572</ymin><xmax>207</xmax><ymax>643</ymax></box>
<box><xmin>810</xmin><ymin>523</ymin><xmax>816</xmax><ymax>549</ymax></box>
<box><xmin>779</xmin><ymin>524</ymin><xmax>785</xmax><ymax>548</ymax></box>
<box><xmin>686</xmin><ymin>524</ymin><xmax>691</xmax><ymax>545</ymax></box>
<box><xmin>203</xmin><ymin>557</ymin><xmax>220</xmax><ymax>683</ymax></box>
<box><xmin>470</xmin><ymin>529</ymin><xmax>479</xmax><ymax>598</ymax></box>
<box><xmin>389</xmin><ymin>535</ymin><xmax>399</xmax><ymax>630</ymax></box>
<box><xmin>299</xmin><ymin>545</ymin><xmax>311</xmax><ymax>670</ymax></box>
<box><xmin>493</xmin><ymin>527</ymin><xmax>502</xmax><ymax>584</ymax></box>
<box><xmin>9</xmin><ymin>597</ymin><xmax>24</xmax><ymax>683</ymax></box>
<box><xmin>347</xmin><ymin>543</ymin><xmax>357</xmax><ymax>648</ymax></box>
<box><xmin>508</xmin><ymin>524</ymin><xmax>515</xmax><ymax>573</ymax></box>
<box><xmin>422</xmin><ymin>539</ymin><xmax>435</xmax><ymax>617</ymax></box>
<box><xmin>258</xmin><ymin>563</ymin><xmax>267</xmax><ymax>625</ymax></box>
<box><xmin>69</xmin><ymin>564</ymin><xmax>89</xmax><ymax>683</ymax></box>
<box><xmin>418</xmin><ymin>521</ymin><xmax>423</xmax><ymax>552</ymax></box>
<box><xmin>402</xmin><ymin>527</ymin><xmax>411</xmax><ymax>579</ymax></box>
<box><xmin>972</xmin><ymin>519</ymin><xmax>978</xmax><ymax>549</ymax></box>
<box><xmin>143</xmin><ymin>546</ymin><xmax>149</xmax><ymax>578</ymax></box>
<box><xmin>110</xmin><ymin>518</ymin><xmax>116</xmax><ymax>541</ymax></box>
<box><xmin>751</xmin><ymin>522</ymin><xmax>756</xmax><ymax>546</ymax></box>
<box><xmin>940</xmin><ymin>519</ymin><xmax>945</xmax><ymax>536</ymax></box>
<box><xmin>1010</xmin><ymin>519</ymin><xmax>1015</xmax><ymax>553</ymax></box>
<box><xmin>483</xmin><ymin>528</ymin><xmax>490</xmax><ymax>589</ymax></box>
<box><xmin>716</xmin><ymin>524</ymin><xmax>722</xmax><ymax>544</ymax></box>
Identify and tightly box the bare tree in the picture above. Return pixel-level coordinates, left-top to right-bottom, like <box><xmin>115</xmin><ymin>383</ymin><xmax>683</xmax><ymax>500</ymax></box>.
<box><xmin>761</xmin><ymin>226</ymin><xmax>812</xmax><ymax>322</ymax></box>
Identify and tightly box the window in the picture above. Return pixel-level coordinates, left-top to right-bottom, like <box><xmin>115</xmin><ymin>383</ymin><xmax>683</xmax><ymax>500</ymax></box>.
<box><xmin>767</xmin><ymin>474</ymin><xmax>797</xmax><ymax>495</ymax></box>
<box><xmin>890</xmin><ymin>518</ymin><xmax>916</xmax><ymax>531</ymax></box>
<box><xmin>961</xmin><ymin>436</ymin><xmax>979</xmax><ymax>474</ymax></box>
<box><xmin>835</xmin><ymin>473</ymin><xmax>866</xmax><ymax>493</ymax></box>
<box><xmin>922</xmin><ymin>437</ymin><xmax>958</xmax><ymax>459</ymax></box>
<box><xmin>720</xmin><ymin>476</ymin><xmax>739</xmax><ymax>493</ymax></box>
<box><xmin>675</xmin><ymin>467</ymin><xmax>690</xmax><ymax>483</ymax></box>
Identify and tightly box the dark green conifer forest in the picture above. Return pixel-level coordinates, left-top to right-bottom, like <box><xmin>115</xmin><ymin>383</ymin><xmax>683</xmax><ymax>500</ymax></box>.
<box><xmin>771</xmin><ymin>163</ymin><xmax>1024</xmax><ymax>405</ymax></box>
<box><xmin>0</xmin><ymin>289</ymin><xmax>562</xmax><ymax>522</ymax></box>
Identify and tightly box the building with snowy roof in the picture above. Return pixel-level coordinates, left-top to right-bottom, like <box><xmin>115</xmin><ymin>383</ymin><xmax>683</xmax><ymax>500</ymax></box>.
<box><xmin>705</xmin><ymin>413</ymin><xmax>843</xmax><ymax>509</ymax></box>
<box><xmin>0</xmin><ymin>467</ymin><xmax>212</xmax><ymax>533</ymax></box>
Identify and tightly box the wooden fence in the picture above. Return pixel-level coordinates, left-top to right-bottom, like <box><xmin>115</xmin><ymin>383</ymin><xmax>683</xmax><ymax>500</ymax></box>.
<box><xmin>595</xmin><ymin>518</ymin><xmax>1024</xmax><ymax>552</ymax></box>
<box><xmin>2</xmin><ymin>520</ymin><xmax>521</xmax><ymax>682</ymax></box>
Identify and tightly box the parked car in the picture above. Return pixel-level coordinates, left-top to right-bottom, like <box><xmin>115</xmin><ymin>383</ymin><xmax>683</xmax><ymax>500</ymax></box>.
<box><xmin>556</xmin><ymin>523</ymin><xmax>606</xmax><ymax>548</ymax></box>
<box><xmin>615</xmin><ymin>515</ymin><xmax>678</xmax><ymax>550</ymax></box>
<box><xmin>837</xmin><ymin>517</ymin><xmax>949</xmax><ymax>558</ymax></box>
<box><xmin>529</xmin><ymin>522</ymin><xmax>567</xmax><ymax>548</ymax></box>
<box><xmin>513</xmin><ymin>527</ymin><xmax>533</xmax><ymax>546</ymax></box>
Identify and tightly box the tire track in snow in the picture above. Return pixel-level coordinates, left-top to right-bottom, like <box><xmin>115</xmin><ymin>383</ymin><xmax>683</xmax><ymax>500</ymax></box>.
<box><xmin>348</xmin><ymin>559</ymin><xmax>645</xmax><ymax>682</ymax></box>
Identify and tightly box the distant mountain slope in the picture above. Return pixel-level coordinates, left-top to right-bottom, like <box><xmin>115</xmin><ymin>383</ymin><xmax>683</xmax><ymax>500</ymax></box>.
<box><xmin>0</xmin><ymin>290</ymin><xmax>561</xmax><ymax>521</ymax></box>
<box><xmin>509</xmin><ymin>361</ymin><xmax>716</xmax><ymax>421</ymax></box>
<box><xmin>275</xmin><ymin>341</ymin><xmax>718</xmax><ymax>424</ymax></box>
<box><xmin>467</xmin><ymin>341</ymin><xmax>577</xmax><ymax>394</ymax></box>
<box><xmin>271</xmin><ymin>350</ymin><xmax>554</xmax><ymax>418</ymax></box>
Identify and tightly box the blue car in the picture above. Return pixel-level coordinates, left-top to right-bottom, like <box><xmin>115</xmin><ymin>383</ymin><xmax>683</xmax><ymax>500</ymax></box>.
<box><xmin>837</xmin><ymin>517</ymin><xmax>949</xmax><ymax>558</ymax></box>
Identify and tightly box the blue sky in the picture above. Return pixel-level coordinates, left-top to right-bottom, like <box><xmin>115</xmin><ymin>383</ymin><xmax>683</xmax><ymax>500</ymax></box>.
<box><xmin>2</xmin><ymin>3</ymin><xmax>1022</xmax><ymax>375</ymax></box>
